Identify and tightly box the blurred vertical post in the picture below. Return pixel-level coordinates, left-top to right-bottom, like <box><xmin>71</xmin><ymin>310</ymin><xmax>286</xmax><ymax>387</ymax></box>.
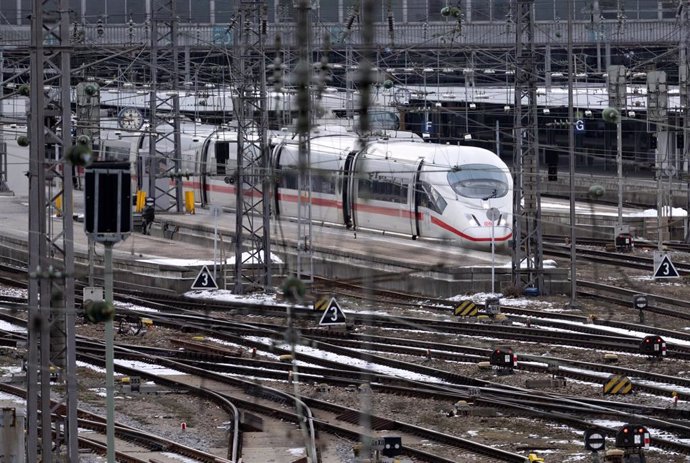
<box><xmin>568</xmin><ymin>0</ymin><xmax>577</xmax><ymax>305</ymax></box>
<box><xmin>104</xmin><ymin>242</ymin><xmax>115</xmax><ymax>462</ymax></box>
<box><xmin>358</xmin><ymin>0</ymin><xmax>375</xmax><ymax>460</ymax></box>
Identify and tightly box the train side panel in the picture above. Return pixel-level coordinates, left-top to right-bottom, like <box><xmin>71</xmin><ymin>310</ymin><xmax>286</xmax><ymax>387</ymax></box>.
<box><xmin>275</xmin><ymin>145</ymin><xmax>343</xmax><ymax>224</ymax></box>
<box><xmin>352</xmin><ymin>154</ymin><xmax>416</xmax><ymax>237</ymax></box>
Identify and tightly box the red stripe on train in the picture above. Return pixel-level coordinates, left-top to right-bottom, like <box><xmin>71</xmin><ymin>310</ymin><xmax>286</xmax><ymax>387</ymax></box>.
<box><xmin>185</xmin><ymin>181</ymin><xmax>511</xmax><ymax>243</ymax></box>
<box><xmin>431</xmin><ymin>216</ymin><xmax>512</xmax><ymax>242</ymax></box>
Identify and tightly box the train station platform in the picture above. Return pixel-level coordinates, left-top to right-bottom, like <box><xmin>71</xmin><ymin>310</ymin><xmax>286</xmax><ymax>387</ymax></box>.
<box><xmin>0</xmin><ymin>193</ymin><xmax>570</xmax><ymax>298</ymax></box>
<box><xmin>0</xmin><ymin>185</ymin><xmax>674</xmax><ymax>298</ymax></box>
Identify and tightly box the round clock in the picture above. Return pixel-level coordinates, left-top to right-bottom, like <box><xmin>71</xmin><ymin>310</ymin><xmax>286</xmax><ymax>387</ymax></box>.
<box><xmin>117</xmin><ymin>107</ymin><xmax>144</xmax><ymax>130</ymax></box>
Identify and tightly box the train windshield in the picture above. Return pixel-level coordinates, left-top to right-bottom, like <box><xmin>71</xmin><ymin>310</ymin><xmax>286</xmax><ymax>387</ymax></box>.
<box><xmin>447</xmin><ymin>164</ymin><xmax>509</xmax><ymax>199</ymax></box>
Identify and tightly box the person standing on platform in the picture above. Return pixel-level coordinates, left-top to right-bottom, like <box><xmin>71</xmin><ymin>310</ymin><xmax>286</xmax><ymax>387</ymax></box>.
<box><xmin>142</xmin><ymin>197</ymin><xmax>155</xmax><ymax>235</ymax></box>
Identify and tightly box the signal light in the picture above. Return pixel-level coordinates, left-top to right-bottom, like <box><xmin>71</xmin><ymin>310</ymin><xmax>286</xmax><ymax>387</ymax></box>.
<box><xmin>84</xmin><ymin>83</ymin><xmax>99</xmax><ymax>96</ymax></box>
<box><xmin>84</xmin><ymin>300</ymin><xmax>115</xmax><ymax>323</ymax></box>
<box><xmin>602</xmin><ymin>107</ymin><xmax>620</xmax><ymax>123</ymax></box>
<box><xmin>65</xmin><ymin>135</ymin><xmax>93</xmax><ymax>167</ymax></box>
<box><xmin>282</xmin><ymin>276</ymin><xmax>306</xmax><ymax>304</ymax></box>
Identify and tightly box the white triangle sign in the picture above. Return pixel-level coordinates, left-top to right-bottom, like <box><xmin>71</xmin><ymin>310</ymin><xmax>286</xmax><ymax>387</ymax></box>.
<box><xmin>319</xmin><ymin>298</ymin><xmax>346</xmax><ymax>325</ymax></box>
<box><xmin>191</xmin><ymin>265</ymin><xmax>218</xmax><ymax>289</ymax></box>
<box><xmin>654</xmin><ymin>255</ymin><xmax>679</xmax><ymax>279</ymax></box>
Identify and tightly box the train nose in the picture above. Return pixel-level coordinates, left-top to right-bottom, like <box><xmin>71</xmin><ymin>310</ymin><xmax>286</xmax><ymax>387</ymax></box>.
<box><xmin>463</xmin><ymin>224</ymin><xmax>512</xmax><ymax>247</ymax></box>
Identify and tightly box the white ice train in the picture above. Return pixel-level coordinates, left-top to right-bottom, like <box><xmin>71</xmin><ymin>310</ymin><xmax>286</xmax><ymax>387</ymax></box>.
<box><xmin>101</xmin><ymin>123</ymin><xmax>513</xmax><ymax>249</ymax></box>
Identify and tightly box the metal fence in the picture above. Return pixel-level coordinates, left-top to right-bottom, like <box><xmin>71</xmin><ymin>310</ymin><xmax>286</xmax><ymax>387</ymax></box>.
<box><xmin>0</xmin><ymin>20</ymin><xmax>681</xmax><ymax>50</ymax></box>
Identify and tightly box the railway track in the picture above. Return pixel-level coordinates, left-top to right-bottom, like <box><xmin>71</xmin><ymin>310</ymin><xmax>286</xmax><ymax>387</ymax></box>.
<box><xmin>81</xmin><ymin>328</ymin><xmax>690</xmax><ymax>456</ymax></box>
<box><xmin>0</xmin><ymin>383</ymin><xmax>236</xmax><ymax>463</ymax></box>
<box><xmin>4</xmin><ymin>248</ymin><xmax>690</xmax><ymax>459</ymax></box>
<box><xmin>543</xmin><ymin>235</ymin><xmax>690</xmax><ymax>254</ymax></box>
<box><xmin>0</xmin><ymin>323</ymin><xmax>529</xmax><ymax>462</ymax></box>
<box><xmin>5</xmin><ymin>302</ymin><xmax>678</xmax><ymax>461</ymax></box>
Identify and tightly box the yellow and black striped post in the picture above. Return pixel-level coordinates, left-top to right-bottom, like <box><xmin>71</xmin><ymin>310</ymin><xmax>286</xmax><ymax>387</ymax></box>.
<box><xmin>454</xmin><ymin>300</ymin><xmax>478</xmax><ymax>317</ymax></box>
<box><xmin>603</xmin><ymin>374</ymin><xmax>632</xmax><ymax>395</ymax></box>
<box><xmin>314</xmin><ymin>296</ymin><xmax>330</xmax><ymax>311</ymax></box>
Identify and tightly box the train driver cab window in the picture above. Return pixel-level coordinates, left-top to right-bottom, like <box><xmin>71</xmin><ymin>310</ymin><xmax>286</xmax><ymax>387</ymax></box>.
<box><xmin>417</xmin><ymin>181</ymin><xmax>447</xmax><ymax>214</ymax></box>
<box><xmin>215</xmin><ymin>142</ymin><xmax>229</xmax><ymax>175</ymax></box>
<box><xmin>447</xmin><ymin>164</ymin><xmax>509</xmax><ymax>200</ymax></box>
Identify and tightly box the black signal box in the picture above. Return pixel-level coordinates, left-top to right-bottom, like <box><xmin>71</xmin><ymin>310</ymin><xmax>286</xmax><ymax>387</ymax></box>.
<box><xmin>615</xmin><ymin>424</ymin><xmax>650</xmax><ymax>449</ymax></box>
<box><xmin>85</xmin><ymin>162</ymin><xmax>132</xmax><ymax>243</ymax></box>
<box><xmin>639</xmin><ymin>335</ymin><xmax>666</xmax><ymax>357</ymax></box>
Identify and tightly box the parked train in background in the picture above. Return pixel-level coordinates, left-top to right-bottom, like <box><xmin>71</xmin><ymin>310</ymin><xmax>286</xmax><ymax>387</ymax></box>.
<box><xmin>100</xmin><ymin>122</ymin><xmax>513</xmax><ymax>250</ymax></box>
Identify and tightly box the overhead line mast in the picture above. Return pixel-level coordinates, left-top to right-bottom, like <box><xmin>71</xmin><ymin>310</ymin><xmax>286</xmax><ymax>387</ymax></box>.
<box><xmin>148</xmin><ymin>0</ymin><xmax>184</xmax><ymax>213</ymax></box>
<box><xmin>512</xmin><ymin>0</ymin><xmax>544</xmax><ymax>293</ymax></box>
<box><xmin>27</xmin><ymin>0</ymin><xmax>78</xmax><ymax>461</ymax></box>
<box><xmin>233</xmin><ymin>0</ymin><xmax>272</xmax><ymax>293</ymax></box>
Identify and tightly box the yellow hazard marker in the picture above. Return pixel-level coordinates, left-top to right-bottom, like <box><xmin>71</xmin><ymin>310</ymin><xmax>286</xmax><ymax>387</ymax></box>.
<box><xmin>603</xmin><ymin>374</ymin><xmax>632</xmax><ymax>395</ymax></box>
<box><xmin>454</xmin><ymin>300</ymin><xmax>477</xmax><ymax>317</ymax></box>
<box><xmin>55</xmin><ymin>194</ymin><xmax>63</xmax><ymax>217</ymax></box>
<box><xmin>135</xmin><ymin>190</ymin><xmax>146</xmax><ymax>213</ymax></box>
<box><xmin>314</xmin><ymin>296</ymin><xmax>330</xmax><ymax>311</ymax></box>
<box><xmin>184</xmin><ymin>190</ymin><xmax>195</xmax><ymax>214</ymax></box>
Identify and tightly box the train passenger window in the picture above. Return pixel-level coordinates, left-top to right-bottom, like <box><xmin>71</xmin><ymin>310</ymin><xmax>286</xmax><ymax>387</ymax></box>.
<box><xmin>279</xmin><ymin>167</ymin><xmax>299</xmax><ymax>189</ymax></box>
<box><xmin>358</xmin><ymin>176</ymin><xmax>408</xmax><ymax>203</ymax></box>
<box><xmin>447</xmin><ymin>164</ymin><xmax>509</xmax><ymax>200</ymax></box>
<box><xmin>312</xmin><ymin>170</ymin><xmax>336</xmax><ymax>194</ymax></box>
<box><xmin>417</xmin><ymin>182</ymin><xmax>447</xmax><ymax>214</ymax></box>
<box><xmin>103</xmin><ymin>145</ymin><xmax>129</xmax><ymax>162</ymax></box>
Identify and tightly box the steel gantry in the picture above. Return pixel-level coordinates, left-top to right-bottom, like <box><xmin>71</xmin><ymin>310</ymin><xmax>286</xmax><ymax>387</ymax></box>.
<box><xmin>233</xmin><ymin>0</ymin><xmax>272</xmax><ymax>293</ymax></box>
<box><xmin>147</xmin><ymin>0</ymin><xmax>184</xmax><ymax>213</ymax></box>
<box><xmin>27</xmin><ymin>0</ymin><xmax>79</xmax><ymax>461</ymax></box>
<box><xmin>512</xmin><ymin>0</ymin><xmax>544</xmax><ymax>293</ymax></box>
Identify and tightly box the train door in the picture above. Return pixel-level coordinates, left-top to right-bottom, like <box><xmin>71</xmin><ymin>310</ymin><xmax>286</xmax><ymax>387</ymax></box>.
<box><xmin>272</xmin><ymin>143</ymin><xmax>285</xmax><ymax>216</ymax></box>
<box><xmin>415</xmin><ymin>168</ymin><xmax>449</xmax><ymax>240</ymax></box>
<box><xmin>136</xmin><ymin>135</ymin><xmax>151</xmax><ymax>196</ymax></box>
<box><xmin>209</xmin><ymin>139</ymin><xmax>238</xmax><ymax>210</ymax></box>
<box><xmin>216</xmin><ymin>142</ymin><xmax>230</xmax><ymax>176</ymax></box>
<box><xmin>197</xmin><ymin>138</ymin><xmax>212</xmax><ymax>206</ymax></box>
<box><xmin>342</xmin><ymin>150</ymin><xmax>358</xmax><ymax>228</ymax></box>
<box><xmin>413</xmin><ymin>160</ymin><xmax>426</xmax><ymax>238</ymax></box>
